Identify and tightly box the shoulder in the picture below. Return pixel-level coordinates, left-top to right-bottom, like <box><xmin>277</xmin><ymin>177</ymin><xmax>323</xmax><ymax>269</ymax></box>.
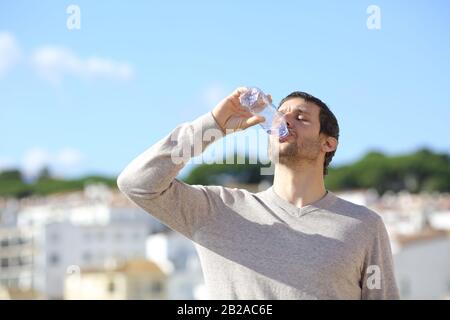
<box><xmin>199</xmin><ymin>184</ymin><xmax>254</xmax><ymax>205</ymax></box>
<box><xmin>330</xmin><ymin>193</ymin><xmax>386</xmax><ymax>234</ymax></box>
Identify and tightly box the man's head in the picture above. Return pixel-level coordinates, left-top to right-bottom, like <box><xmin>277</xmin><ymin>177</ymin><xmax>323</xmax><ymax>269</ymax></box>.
<box><xmin>268</xmin><ymin>91</ymin><xmax>339</xmax><ymax>175</ymax></box>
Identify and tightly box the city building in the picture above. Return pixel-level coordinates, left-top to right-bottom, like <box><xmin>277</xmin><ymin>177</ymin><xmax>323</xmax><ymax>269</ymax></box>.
<box><xmin>146</xmin><ymin>231</ymin><xmax>206</xmax><ymax>299</ymax></box>
<box><xmin>0</xmin><ymin>184</ymin><xmax>166</xmax><ymax>299</ymax></box>
<box><xmin>64</xmin><ymin>259</ymin><xmax>168</xmax><ymax>299</ymax></box>
<box><xmin>393</xmin><ymin>230</ymin><xmax>450</xmax><ymax>299</ymax></box>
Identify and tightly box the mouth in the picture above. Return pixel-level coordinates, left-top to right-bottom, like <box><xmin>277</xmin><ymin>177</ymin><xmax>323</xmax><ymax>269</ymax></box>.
<box><xmin>279</xmin><ymin>131</ymin><xmax>294</xmax><ymax>143</ymax></box>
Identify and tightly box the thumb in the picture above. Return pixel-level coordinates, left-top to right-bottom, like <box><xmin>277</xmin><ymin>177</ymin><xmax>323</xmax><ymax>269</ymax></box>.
<box><xmin>242</xmin><ymin>115</ymin><xmax>265</xmax><ymax>129</ymax></box>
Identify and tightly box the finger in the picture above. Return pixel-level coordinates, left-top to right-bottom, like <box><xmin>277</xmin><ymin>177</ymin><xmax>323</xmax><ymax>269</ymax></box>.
<box><xmin>242</xmin><ymin>115</ymin><xmax>265</xmax><ymax>129</ymax></box>
<box><xmin>267</xmin><ymin>94</ymin><xmax>273</xmax><ymax>104</ymax></box>
<box><xmin>232</xmin><ymin>86</ymin><xmax>249</xmax><ymax>98</ymax></box>
<box><xmin>231</xmin><ymin>98</ymin><xmax>253</xmax><ymax>114</ymax></box>
<box><xmin>237</xmin><ymin>110</ymin><xmax>254</xmax><ymax>118</ymax></box>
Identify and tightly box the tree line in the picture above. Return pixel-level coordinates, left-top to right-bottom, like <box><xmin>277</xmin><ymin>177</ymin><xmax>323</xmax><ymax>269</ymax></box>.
<box><xmin>0</xmin><ymin>148</ymin><xmax>448</xmax><ymax>199</ymax></box>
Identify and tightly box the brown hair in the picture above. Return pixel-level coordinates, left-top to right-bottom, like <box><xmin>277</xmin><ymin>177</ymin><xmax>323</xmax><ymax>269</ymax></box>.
<box><xmin>279</xmin><ymin>91</ymin><xmax>340</xmax><ymax>175</ymax></box>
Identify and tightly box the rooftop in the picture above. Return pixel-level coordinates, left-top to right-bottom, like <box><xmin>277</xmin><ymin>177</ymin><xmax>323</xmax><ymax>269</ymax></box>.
<box><xmin>394</xmin><ymin>227</ymin><xmax>450</xmax><ymax>247</ymax></box>
<box><xmin>81</xmin><ymin>258</ymin><xmax>166</xmax><ymax>276</ymax></box>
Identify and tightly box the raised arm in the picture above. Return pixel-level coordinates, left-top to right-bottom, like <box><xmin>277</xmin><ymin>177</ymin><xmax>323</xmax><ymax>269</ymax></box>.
<box><xmin>116</xmin><ymin>87</ymin><xmax>264</xmax><ymax>239</ymax></box>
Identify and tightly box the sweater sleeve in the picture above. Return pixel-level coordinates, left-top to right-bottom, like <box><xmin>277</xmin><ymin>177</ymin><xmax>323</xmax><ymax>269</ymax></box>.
<box><xmin>361</xmin><ymin>215</ymin><xmax>400</xmax><ymax>300</ymax></box>
<box><xmin>117</xmin><ymin>112</ymin><xmax>225</xmax><ymax>239</ymax></box>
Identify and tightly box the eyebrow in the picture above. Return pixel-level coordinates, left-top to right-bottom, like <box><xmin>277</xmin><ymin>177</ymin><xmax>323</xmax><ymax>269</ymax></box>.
<box><xmin>279</xmin><ymin>105</ymin><xmax>311</xmax><ymax>115</ymax></box>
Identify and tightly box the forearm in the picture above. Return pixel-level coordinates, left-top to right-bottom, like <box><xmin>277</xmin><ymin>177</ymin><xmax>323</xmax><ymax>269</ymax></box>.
<box><xmin>117</xmin><ymin>112</ymin><xmax>224</xmax><ymax>200</ymax></box>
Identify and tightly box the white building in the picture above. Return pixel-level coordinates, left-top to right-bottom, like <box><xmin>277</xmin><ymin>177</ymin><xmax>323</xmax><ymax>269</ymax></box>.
<box><xmin>335</xmin><ymin>189</ymin><xmax>379</xmax><ymax>207</ymax></box>
<box><xmin>0</xmin><ymin>226</ymin><xmax>34</xmax><ymax>294</ymax></box>
<box><xmin>429</xmin><ymin>211</ymin><xmax>450</xmax><ymax>231</ymax></box>
<box><xmin>64</xmin><ymin>259</ymin><xmax>168</xmax><ymax>300</ymax></box>
<box><xmin>0</xmin><ymin>185</ymin><xmax>166</xmax><ymax>299</ymax></box>
<box><xmin>393</xmin><ymin>232</ymin><xmax>450</xmax><ymax>299</ymax></box>
<box><xmin>146</xmin><ymin>231</ymin><xmax>206</xmax><ymax>299</ymax></box>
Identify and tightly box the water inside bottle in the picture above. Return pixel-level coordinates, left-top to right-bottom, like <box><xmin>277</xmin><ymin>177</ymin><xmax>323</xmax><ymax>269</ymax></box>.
<box><xmin>240</xmin><ymin>87</ymin><xmax>289</xmax><ymax>138</ymax></box>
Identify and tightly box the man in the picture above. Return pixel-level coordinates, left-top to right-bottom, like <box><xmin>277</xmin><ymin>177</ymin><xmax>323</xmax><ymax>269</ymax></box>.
<box><xmin>117</xmin><ymin>87</ymin><xmax>400</xmax><ymax>299</ymax></box>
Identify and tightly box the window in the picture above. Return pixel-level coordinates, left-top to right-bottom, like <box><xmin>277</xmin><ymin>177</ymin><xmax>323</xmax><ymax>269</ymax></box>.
<box><xmin>1</xmin><ymin>258</ymin><xmax>8</xmax><ymax>268</ymax></box>
<box><xmin>0</xmin><ymin>239</ymin><xmax>9</xmax><ymax>247</ymax></box>
<box><xmin>48</xmin><ymin>253</ymin><xmax>59</xmax><ymax>265</ymax></box>
<box><xmin>107</xmin><ymin>280</ymin><xmax>116</xmax><ymax>293</ymax></box>
<box><xmin>150</xmin><ymin>282</ymin><xmax>162</xmax><ymax>294</ymax></box>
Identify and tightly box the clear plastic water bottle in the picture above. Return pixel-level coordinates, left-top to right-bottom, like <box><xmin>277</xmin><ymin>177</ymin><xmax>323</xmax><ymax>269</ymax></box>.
<box><xmin>239</xmin><ymin>87</ymin><xmax>289</xmax><ymax>138</ymax></box>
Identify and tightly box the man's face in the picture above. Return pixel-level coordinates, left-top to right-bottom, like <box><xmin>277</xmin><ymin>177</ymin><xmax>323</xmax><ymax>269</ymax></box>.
<box><xmin>268</xmin><ymin>97</ymin><xmax>324</xmax><ymax>164</ymax></box>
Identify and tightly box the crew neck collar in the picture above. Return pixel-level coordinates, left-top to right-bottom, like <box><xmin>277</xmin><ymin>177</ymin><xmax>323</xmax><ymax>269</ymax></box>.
<box><xmin>262</xmin><ymin>186</ymin><xmax>337</xmax><ymax>217</ymax></box>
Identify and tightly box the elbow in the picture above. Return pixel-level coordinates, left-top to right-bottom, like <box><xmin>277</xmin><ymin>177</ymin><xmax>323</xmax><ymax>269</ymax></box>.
<box><xmin>116</xmin><ymin>168</ymin><xmax>162</xmax><ymax>200</ymax></box>
<box><xmin>116</xmin><ymin>169</ymin><xmax>133</xmax><ymax>195</ymax></box>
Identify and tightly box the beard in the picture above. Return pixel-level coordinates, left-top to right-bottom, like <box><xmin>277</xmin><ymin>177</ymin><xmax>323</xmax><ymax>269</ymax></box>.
<box><xmin>268</xmin><ymin>136</ymin><xmax>321</xmax><ymax>165</ymax></box>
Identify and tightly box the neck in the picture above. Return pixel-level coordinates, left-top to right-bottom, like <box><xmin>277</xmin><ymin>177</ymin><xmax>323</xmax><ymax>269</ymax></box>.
<box><xmin>272</xmin><ymin>160</ymin><xmax>327</xmax><ymax>208</ymax></box>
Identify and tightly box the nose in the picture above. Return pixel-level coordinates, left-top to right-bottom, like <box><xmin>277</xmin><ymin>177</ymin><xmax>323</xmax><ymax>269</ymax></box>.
<box><xmin>282</xmin><ymin>112</ymin><xmax>295</xmax><ymax>129</ymax></box>
<box><xmin>285</xmin><ymin>118</ymin><xmax>292</xmax><ymax>129</ymax></box>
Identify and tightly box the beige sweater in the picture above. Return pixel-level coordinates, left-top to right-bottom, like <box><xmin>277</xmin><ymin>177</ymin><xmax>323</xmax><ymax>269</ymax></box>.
<box><xmin>117</xmin><ymin>112</ymin><xmax>400</xmax><ymax>300</ymax></box>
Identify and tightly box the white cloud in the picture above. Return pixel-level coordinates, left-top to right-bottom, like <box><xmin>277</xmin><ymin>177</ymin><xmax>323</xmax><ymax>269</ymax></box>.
<box><xmin>30</xmin><ymin>46</ymin><xmax>80</xmax><ymax>84</ymax></box>
<box><xmin>31</xmin><ymin>46</ymin><xmax>134</xmax><ymax>84</ymax></box>
<box><xmin>0</xmin><ymin>31</ymin><xmax>21</xmax><ymax>77</ymax></box>
<box><xmin>21</xmin><ymin>147</ymin><xmax>50</xmax><ymax>178</ymax></box>
<box><xmin>21</xmin><ymin>147</ymin><xmax>85</xmax><ymax>179</ymax></box>
<box><xmin>0</xmin><ymin>31</ymin><xmax>134</xmax><ymax>84</ymax></box>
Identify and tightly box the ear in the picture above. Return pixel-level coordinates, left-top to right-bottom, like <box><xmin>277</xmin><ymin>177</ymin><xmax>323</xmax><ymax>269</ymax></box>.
<box><xmin>322</xmin><ymin>136</ymin><xmax>338</xmax><ymax>153</ymax></box>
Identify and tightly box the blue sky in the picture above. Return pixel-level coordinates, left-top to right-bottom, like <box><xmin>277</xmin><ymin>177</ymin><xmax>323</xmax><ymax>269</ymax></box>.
<box><xmin>1</xmin><ymin>0</ymin><xmax>449</xmax><ymax>179</ymax></box>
